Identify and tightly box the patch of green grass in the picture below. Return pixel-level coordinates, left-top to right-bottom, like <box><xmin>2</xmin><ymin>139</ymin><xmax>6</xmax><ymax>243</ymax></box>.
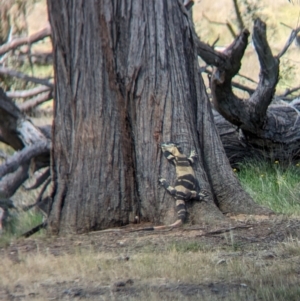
<box><xmin>0</xmin><ymin>211</ymin><xmax>45</xmax><ymax>247</ymax></box>
<box><xmin>237</xmin><ymin>160</ymin><xmax>300</xmax><ymax>215</ymax></box>
<box><xmin>256</xmin><ymin>285</ymin><xmax>300</xmax><ymax>301</ymax></box>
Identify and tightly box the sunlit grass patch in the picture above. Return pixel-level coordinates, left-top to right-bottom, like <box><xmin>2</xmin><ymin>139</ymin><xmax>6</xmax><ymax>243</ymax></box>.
<box><xmin>0</xmin><ymin>211</ymin><xmax>44</xmax><ymax>247</ymax></box>
<box><xmin>0</xmin><ymin>244</ymin><xmax>300</xmax><ymax>301</ymax></box>
<box><xmin>237</xmin><ymin>160</ymin><xmax>300</xmax><ymax>215</ymax></box>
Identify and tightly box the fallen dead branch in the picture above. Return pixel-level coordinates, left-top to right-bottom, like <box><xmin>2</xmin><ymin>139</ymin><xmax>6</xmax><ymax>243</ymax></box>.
<box><xmin>0</xmin><ymin>25</ymin><xmax>51</xmax><ymax>56</ymax></box>
<box><xmin>0</xmin><ymin>88</ymin><xmax>50</xmax><ymax>198</ymax></box>
<box><xmin>18</xmin><ymin>90</ymin><xmax>53</xmax><ymax>112</ymax></box>
<box><xmin>6</xmin><ymin>85</ymin><xmax>50</xmax><ymax>99</ymax></box>
<box><xmin>0</xmin><ymin>66</ymin><xmax>53</xmax><ymax>88</ymax></box>
<box><xmin>24</xmin><ymin>168</ymin><xmax>50</xmax><ymax>191</ymax></box>
<box><xmin>195</xmin><ymin>18</ymin><xmax>300</xmax><ymax>164</ymax></box>
<box><xmin>0</xmin><ymin>141</ymin><xmax>50</xmax><ymax>179</ymax></box>
<box><xmin>22</xmin><ymin>178</ymin><xmax>51</xmax><ymax>212</ymax></box>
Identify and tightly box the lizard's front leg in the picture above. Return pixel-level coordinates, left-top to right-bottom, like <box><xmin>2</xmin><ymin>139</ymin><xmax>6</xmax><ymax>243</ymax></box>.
<box><xmin>158</xmin><ymin>177</ymin><xmax>176</xmax><ymax>195</ymax></box>
<box><xmin>188</xmin><ymin>150</ymin><xmax>197</xmax><ymax>165</ymax></box>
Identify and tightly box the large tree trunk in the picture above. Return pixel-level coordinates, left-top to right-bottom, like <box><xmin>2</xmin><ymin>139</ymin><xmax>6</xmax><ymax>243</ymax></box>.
<box><xmin>47</xmin><ymin>0</ymin><xmax>271</xmax><ymax>235</ymax></box>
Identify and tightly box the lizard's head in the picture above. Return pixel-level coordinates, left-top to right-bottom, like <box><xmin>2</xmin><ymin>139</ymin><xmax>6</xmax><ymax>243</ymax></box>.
<box><xmin>160</xmin><ymin>142</ymin><xmax>182</xmax><ymax>155</ymax></box>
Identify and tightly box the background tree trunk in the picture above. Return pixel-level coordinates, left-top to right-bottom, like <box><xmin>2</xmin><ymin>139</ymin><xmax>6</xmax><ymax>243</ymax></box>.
<box><xmin>47</xmin><ymin>0</ymin><xmax>271</xmax><ymax>235</ymax></box>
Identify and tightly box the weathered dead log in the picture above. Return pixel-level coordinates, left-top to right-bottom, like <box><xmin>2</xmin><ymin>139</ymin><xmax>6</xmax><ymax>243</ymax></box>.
<box><xmin>0</xmin><ymin>88</ymin><xmax>50</xmax><ymax>198</ymax></box>
<box><xmin>0</xmin><ymin>164</ymin><xmax>30</xmax><ymax>198</ymax></box>
<box><xmin>196</xmin><ymin>18</ymin><xmax>300</xmax><ymax>164</ymax></box>
<box><xmin>214</xmin><ymin>108</ymin><xmax>300</xmax><ymax>165</ymax></box>
<box><xmin>0</xmin><ymin>141</ymin><xmax>50</xmax><ymax>179</ymax></box>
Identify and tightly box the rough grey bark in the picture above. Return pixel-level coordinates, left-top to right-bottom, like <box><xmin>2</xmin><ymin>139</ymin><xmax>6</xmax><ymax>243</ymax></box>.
<box><xmin>47</xmin><ymin>0</ymin><xmax>271</xmax><ymax>235</ymax></box>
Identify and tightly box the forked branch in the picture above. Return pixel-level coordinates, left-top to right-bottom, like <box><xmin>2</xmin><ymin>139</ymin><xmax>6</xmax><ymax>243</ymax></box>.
<box><xmin>209</xmin><ymin>18</ymin><xmax>279</xmax><ymax>133</ymax></box>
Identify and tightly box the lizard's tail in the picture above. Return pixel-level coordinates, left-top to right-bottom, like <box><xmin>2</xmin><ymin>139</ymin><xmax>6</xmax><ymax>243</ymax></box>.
<box><xmin>130</xmin><ymin>219</ymin><xmax>183</xmax><ymax>232</ymax></box>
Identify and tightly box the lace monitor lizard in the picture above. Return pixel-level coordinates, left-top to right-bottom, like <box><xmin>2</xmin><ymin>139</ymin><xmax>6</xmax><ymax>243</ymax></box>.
<box><xmin>95</xmin><ymin>142</ymin><xmax>209</xmax><ymax>233</ymax></box>
<box><xmin>24</xmin><ymin>142</ymin><xmax>209</xmax><ymax>236</ymax></box>
<box><xmin>133</xmin><ymin>142</ymin><xmax>209</xmax><ymax>231</ymax></box>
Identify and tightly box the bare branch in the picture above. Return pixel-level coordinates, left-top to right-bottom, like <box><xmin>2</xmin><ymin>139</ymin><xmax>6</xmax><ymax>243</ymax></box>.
<box><xmin>194</xmin><ymin>35</ymin><xmax>232</xmax><ymax>69</ymax></box>
<box><xmin>231</xmin><ymin>82</ymin><xmax>255</xmax><ymax>95</ymax></box>
<box><xmin>183</xmin><ymin>0</ymin><xmax>194</xmax><ymax>10</ymax></box>
<box><xmin>202</xmin><ymin>13</ymin><xmax>237</xmax><ymax>38</ymax></box>
<box><xmin>280</xmin><ymin>22</ymin><xmax>293</xmax><ymax>30</ymax></box>
<box><xmin>278</xmin><ymin>85</ymin><xmax>300</xmax><ymax>98</ymax></box>
<box><xmin>0</xmin><ymin>26</ymin><xmax>51</xmax><ymax>56</ymax></box>
<box><xmin>21</xmin><ymin>221</ymin><xmax>46</xmax><ymax>238</ymax></box>
<box><xmin>232</xmin><ymin>0</ymin><xmax>245</xmax><ymax>31</ymax></box>
<box><xmin>0</xmin><ymin>141</ymin><xmax>50</xmax><ymax>179</ymax></box>
<box><xmin>204</xmin><ymin>69</ymin><xmax>255</xmax><ymax>95</ymax></box>
<box><xmin>236</xmin><ymin>73</ymin><xmax>257</xmax><ymax>84</ymax></box>
<box><xmin>276</xmin><ymin>26</ymin><xmax>300</xmax><ymax>58</ymax></box>
<box><xmin>226</xmin><ymin>22</ymin><xmax>237</xmax><ymax>39</ymax></box>
<box><xmin>24</xmin><ymin>168</ymin><xmax>50</xmax><ymax>190</ymax></box>
<box><xmin>16</xmin><ymin>52</ymin><xmax>53</xmax><ymax>65</ymax></box>
<box><xmin>22</xmin><ymin>178</ymin><xmax>51</xmax><ymax>212</ymax></box>
<box><xmin>19</xmin><ymin>90</ymin><xmax>53</xmax><ymax>112</ymax></box>
<box><xmin>210</xmin><ymin>18</ymin><xmax>279</xmax><ymax>132</ymax></box>
<box><xmin>0</xmin><ymin>66</ymin><xmax>53</xmax><ymax>88</ymax></box>
<box><xmin>0</xmin><ymin>164</ymin><xmax>29</xmax><ymax>198</ymax></box>
<box><xmin>6</xmin><ymin>86</ymin><xmax>50</xmax><ymax>99</ymax></box>
<box><xmin>249</xmin><ymin>18</ymin><xmax>279</xmax><ymax>119</ymax></box>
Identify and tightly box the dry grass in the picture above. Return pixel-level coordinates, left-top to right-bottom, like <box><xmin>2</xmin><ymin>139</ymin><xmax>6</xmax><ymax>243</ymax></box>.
<box><xmin>1</xmin><ymin>1</ymin><xmax>300</xmax><ymax>300</ymax></box>
<box><xmin>1</xmin><ymin>234</ymin><xmax>300</xmax><ymax>300</ymax></box>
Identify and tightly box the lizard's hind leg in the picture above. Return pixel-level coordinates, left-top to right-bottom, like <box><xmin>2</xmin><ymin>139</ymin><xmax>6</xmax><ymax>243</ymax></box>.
<box><xmin>194</xmin><ymin>189</ymin><xmax>209</xmax><ymax>202</ymax></box>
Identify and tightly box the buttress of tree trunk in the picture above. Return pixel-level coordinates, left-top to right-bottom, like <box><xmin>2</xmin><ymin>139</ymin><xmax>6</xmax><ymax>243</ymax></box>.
<box><xmin>47</xmin><ymin>0</ymin><xmax>271</xmax><ymax>235</ymax></box>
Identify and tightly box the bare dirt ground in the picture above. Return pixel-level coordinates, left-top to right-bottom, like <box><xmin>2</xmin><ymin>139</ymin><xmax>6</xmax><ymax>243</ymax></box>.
<box><xmin>1</xmin><ymin>215</ymin><xmax>300</xmax><ymax>300</ymax></box>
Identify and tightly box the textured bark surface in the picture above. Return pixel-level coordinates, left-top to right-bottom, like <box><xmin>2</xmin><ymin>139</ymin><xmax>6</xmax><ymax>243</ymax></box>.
<box><xmin>214</xmin><ymin>106</ymin><xmax>300</xmax><ymax>165</ymax></box>
<box><xmin>47</xmin><ymin>0</ymin><xmax>270</xmax><ymax>235</ymax></box>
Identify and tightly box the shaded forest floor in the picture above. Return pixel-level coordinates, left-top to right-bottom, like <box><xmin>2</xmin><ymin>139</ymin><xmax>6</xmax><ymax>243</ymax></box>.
<box><xmin>1</xmin><ymin>215</ymin><xmax>300</xmax><ymax>300</ymax></box>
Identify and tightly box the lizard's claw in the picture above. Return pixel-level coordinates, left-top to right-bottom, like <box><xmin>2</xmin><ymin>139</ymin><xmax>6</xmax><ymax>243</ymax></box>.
<box><xmin>198</xmin><ymin>189</ymin><xmax>209</xmax><ymax>202</ymax></box>
<box><xmin>190</xmin><ymin>150</ymin><xmax>197</xmax><ymax>158</ymax></box>
<box><xmin>158</xmin><ymin>176</ymin><xmax>167</xmax><ymax>186</ymax></box>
